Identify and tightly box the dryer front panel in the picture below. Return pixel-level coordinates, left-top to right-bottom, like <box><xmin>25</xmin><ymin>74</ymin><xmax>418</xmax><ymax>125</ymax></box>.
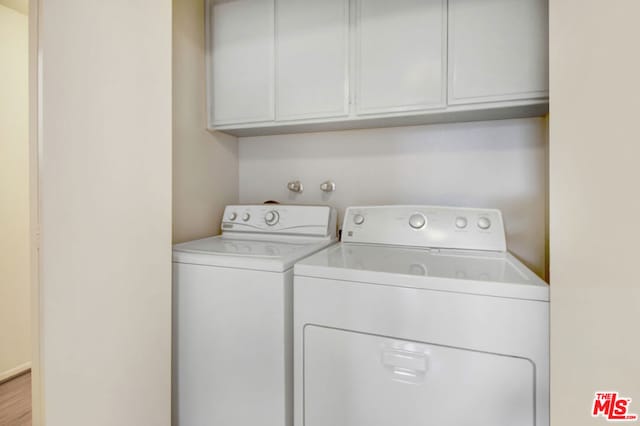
<box><xmin>303</xmin><ymin>325</ymin><xmax>535</xmax><ymax>426</ymax></box>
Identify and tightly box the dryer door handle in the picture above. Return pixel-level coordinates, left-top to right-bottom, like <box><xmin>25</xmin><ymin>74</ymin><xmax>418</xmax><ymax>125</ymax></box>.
<box><xmin>381</xmin><ymin>348</ymin><xmax>429</xmax><ymax>384</ymax></box>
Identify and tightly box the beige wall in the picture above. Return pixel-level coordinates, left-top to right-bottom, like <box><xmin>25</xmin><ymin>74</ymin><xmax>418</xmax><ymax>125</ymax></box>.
<box><xmin>550</xmin><ymin>1</ymin><xmax>640</xmax><ymax>425</ymax></box>
<box><xmin>240</xmin><ymin>118</ymin><xmax>548</xmax><ymax>278</ymax></box>
<box><xmin>38</xmin><ymin>0</ymin><xmax>172</xmax><ymax>425</ymax></box>
<box><xmin>0</xmin><ymin>0</ymin><xmax>27</xmax><ymax>14</ymax></box>
<box><xmin>173</xmin><ymin>0</ymin><xmax>238</xmax><ymax>244</ymax></box>
<box><xmin>0</xmin><ymin>3</ymin><xmax>30</xmax><ymax>381</ymax></box>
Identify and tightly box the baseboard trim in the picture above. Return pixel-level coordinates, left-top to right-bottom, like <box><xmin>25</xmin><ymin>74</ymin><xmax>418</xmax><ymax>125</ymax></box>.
<box><xmin>0</xmin><ymin>362</ymin><xmax>31</xmax><ymax>384</ymax></box>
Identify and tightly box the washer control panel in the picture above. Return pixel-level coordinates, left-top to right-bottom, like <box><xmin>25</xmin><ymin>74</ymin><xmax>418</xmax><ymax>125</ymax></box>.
<box><xmin>342</xmin><ymin>205</ymin><xmax>506</xmax><ymax>252</ymax></box>
<box><xmin>221</xmin><ymin>205</ymin><xmax>337</xmax><ymax>238</ymax></box>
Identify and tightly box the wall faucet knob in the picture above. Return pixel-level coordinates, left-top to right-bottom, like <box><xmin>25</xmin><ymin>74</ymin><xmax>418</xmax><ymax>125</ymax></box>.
<box><xmin>287</xmin><ymin>180</ymin><xmax>303</xmax><ymax>193</ymax></box>
<box><xmin>320</xmin><ymin>180</ymin><xmax>336</xmax><ymax>192</ymax></box>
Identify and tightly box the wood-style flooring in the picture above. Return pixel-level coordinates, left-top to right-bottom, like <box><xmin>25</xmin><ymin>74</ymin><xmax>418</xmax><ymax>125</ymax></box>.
<box><xmin>0</xmin><ymin>372</ymin><xmax>31</xmax><ymax>426</ymax></box>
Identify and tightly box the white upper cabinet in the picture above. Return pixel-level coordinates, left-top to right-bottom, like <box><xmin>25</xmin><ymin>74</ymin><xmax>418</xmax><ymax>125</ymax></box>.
<box><xmin>210</xmin><ymin>0</ymin><xmax>275</xmax><ymax>125</ymax></box>
<box><xmin>207</xmin><ymin>0</ymin><xmax>549</xmax><ymax>136</ymax></box>
<box><xmin>354</xmin><ymin>0</ymin><xmax>446</xmax><ymax>115</ymax></box>
<box><xmin>448</xmin><ymin>0</ymin><xmax>549</xmax><ymax>104</ymax></box>
<box><xmin>276</xmin><ymin>0</ymin><xmax>350</xmax><ymax>120</ymax></box>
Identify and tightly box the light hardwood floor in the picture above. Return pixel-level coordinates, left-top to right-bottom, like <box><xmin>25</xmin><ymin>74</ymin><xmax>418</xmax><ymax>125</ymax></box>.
<box><xmin>0</xmin><ymin>372</ymin><xmax>31</xmax><ymax>426</ymax></box>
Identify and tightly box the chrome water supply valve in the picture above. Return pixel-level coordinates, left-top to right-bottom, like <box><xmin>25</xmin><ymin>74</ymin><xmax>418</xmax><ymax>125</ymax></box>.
<box><xmin>320</xmin><ymin>180</ymin><xmax>336</xmax><ymax>192</ymax></box>
<box><xmin>287</xmin><ymin>180</ymin><xmax>303</xmax><ymax>193</ymax></box>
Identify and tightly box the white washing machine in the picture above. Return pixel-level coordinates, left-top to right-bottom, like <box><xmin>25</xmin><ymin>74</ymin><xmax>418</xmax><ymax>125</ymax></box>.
<box><xmin>173</xmin><ymin>204</ymin><xmax>337</xmax><ymax>426</ymax></box>
<box><xmin>294</xmin><ymin>205</ymin><xmax>549</xmax><ymax>426</ymax></box>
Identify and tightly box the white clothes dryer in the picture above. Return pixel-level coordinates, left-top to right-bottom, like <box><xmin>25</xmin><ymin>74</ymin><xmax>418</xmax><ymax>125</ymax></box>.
<box><xmin>173</xmin><ymin>204</ymin><xmax>337</xmax><ymax>426</ymax></box>
<box><xmin>294</xmin><ymin>205</ymin><xmax>549</xmax><ymax>426</ymax></box>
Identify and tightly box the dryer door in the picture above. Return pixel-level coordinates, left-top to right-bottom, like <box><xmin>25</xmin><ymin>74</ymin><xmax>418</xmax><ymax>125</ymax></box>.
<box><xmin>304</xmin><ymin>326</ymin><xmax>535</xmax><ymax>426</ymax></box>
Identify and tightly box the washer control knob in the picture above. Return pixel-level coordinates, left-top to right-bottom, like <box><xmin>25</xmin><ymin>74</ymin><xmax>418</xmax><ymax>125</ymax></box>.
<box><xmin>353</xmin><ymin>214</ymin><xmax>365</xmax><ymax>225</ymax></box>
<box><xmin>265</xmin><ymin>210</ymin><xmax>279</xmax><ymax>226</ymax></box>
<box><xmin>228</xmin><ymin>212</ymin><xmax>237</xmax><ymax>221</ymax></box>
<box><xmin>455</xmin><ymin>216</ymin><xmax>468</xmax><ymax>229</ymax></box>
<box><xmin>477</xmin><ymin>217</ymin><xmax>491</xmax><ymax>230</ymax></box>
<box><xmin>242</xmin><ymin>213</ymin><xmax>251</xmax><ymax>222</ymax></box>
<box><xmin>409</xmin><ymin>213</ymin><xmax>427</xmax><ymax>229</ymax></box>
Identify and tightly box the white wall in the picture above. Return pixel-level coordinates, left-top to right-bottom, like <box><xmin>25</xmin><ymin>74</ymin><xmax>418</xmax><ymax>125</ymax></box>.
<box><xmin>240</xmin><ymin>118</ymin><xmax>548</xmax><ymax>278</ymax></box>
<box><xmin>173</xmin><ymin>0</ymin><xmax>238</xmax><ymax>244</ymax></box>
<box><xmin>38</xmin><ymin>0</ymin><xmax>172</xmax><ymax>425</ymax></box>
<box><xmin>550</xmin><ymin>1</ymin><xmax>640</xmax><ymax>425</ymax></box>
<box><xmin>0</xmin><ymin>3</ymin><xmax>30</xmax><ymax>381</ymax></box>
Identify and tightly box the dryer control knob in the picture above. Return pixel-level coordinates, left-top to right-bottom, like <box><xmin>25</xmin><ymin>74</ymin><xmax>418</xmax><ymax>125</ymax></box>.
<box><xmin>409</xmin><ymin>214</ymin><xmax>427</xmax><ymax>229</ymax></box>
<box><xmin>455</xmin><ymin>216</ymin><xmax>468</xmax><ymax>229</ymax></box>
<box><xmin>228</xmin><ymin>212</ymin><xmax>237</xmax><ymax>221</ymax></box>
<box><xmin>265</xmin><ymin>210</ymin><xmax>279</xmax><ymax>226</ymax></box>
<box><xmin>477</xmin><ymin>217</ymin><xmax>491</xmax><ymax>230</ymax></box>
<box><xmin>242</xmin><ymin>213</ymin><xmax>251</xmax><ymax>222</ymax></box>
<box><xmin>353</xmin><ymin>214</ymin><xmax>365</xmax><ymax>225</ymax></box>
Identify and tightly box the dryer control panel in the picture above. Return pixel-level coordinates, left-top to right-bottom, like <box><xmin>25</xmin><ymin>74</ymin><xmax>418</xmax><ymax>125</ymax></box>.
<box><xmin>342</xmin><ymin>205</ymin><xmax>506</xmax><ymax>252</ymax></box>
<box><xmin>221</xmin><ymin>205</ymin><xmax>337</xmax><ymax>239</ymax></box>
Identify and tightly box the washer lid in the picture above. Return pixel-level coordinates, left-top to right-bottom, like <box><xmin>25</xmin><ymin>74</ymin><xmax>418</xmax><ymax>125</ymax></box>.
<box><xmin>294</xmin><ymin>243</ymin><xmax>549</xmax><ymax>301</ymax></box>
<box><xmin>173</xmin><ymin>236</ymin><xmax>336</xmax><ymax>272</ymax></box>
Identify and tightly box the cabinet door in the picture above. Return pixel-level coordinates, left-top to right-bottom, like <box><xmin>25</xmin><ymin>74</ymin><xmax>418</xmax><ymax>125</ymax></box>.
<box><xmin>449</xmin><ymin>0</ymin><xmax>549</xmax><ymax>104</ymax></box>
<box><xmin>210</xmin><ymin>0</ymin><xmax>274</xmax><ymax>125</ymax></box>
<box><xmin>355</xmin><ymin>0</ymin><xmax>446</xmax><ymax>115</ymax></box>
<box><xmin>276</xmin><ymin>0</ymin><xmax>349</xmax><ymax>121</ymax></box>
